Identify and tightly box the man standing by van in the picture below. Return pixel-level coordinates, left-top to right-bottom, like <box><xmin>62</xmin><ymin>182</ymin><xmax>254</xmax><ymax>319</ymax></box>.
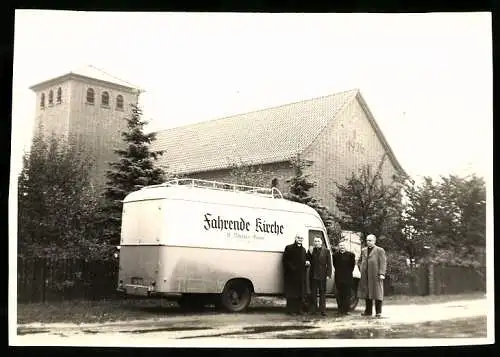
<box><xmin>332</xmin><ymin>241</ymin><xmax>356</xmax><ymax>316</ymax></box>
<box><xmin>306</xmin><ymin>236</ymin><xmax>332</xmax><ymax>316</ymax></box>
<box><xmin>283</xmin><ymin>234</ymin><xmax>308</xmax><ymax>315</ymax></box>
<box><xmin>358</xmin><ymin>234</ymin><xmax>387</xmax><ymax>318</ymax></box>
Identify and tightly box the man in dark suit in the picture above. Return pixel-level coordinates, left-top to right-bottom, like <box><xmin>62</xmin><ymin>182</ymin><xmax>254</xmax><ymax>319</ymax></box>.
<box><xmin>332</xmin><ymin>240</ymin><xmax>356</xmax><ymax>316</ymax></box>
<box><xmin>282</xmin><ymin>234</ymin><xmax>309</xmax><ymax>315</ymax></box>
<box><xmin>306</xmin><ymin>236</ymin><xmax>332</xmax><ymax>316</ymax></box>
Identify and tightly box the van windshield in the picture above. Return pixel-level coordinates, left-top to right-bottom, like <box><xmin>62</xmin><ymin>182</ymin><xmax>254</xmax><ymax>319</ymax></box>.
<box><xmin>308</xmin><ymin>230</ymin><xmax>328</xmax><ymax>251</ymax></box>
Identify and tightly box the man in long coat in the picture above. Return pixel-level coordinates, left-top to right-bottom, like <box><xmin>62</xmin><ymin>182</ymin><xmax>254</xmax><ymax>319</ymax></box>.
<box><xmin>332</xmin><ymin>241</ymin><xmax>356</xmax><ymax>316</ymax></box>
<box><xmin>282</xmin><ymin>234</ymin><xmax>308</xmax><ymax>315</ymax></box>
<box><xmin>306</xmin><ymin>236</ymin><xmax>332</xmax><ymax>316</ymax></box>
<box><xmin>358</xmin><ymin>234</ymin><xmax>387</xmax><ymax>318</ymax></box>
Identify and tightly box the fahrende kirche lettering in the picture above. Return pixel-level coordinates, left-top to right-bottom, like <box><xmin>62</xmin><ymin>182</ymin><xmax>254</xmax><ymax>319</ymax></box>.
<box><xmin>203</xmin><ymin>213</ymin><xmax>284</xmax><ymax>236</ymax></box>
<box><xmin>255</xmin><ymin>218</ymin><xmax>284</xmax><ymax>235</ymax></box>
<box><xmin>204</xmin><ymin>213</ymin><xmax>251</xmax><ymax>231</ymax></box>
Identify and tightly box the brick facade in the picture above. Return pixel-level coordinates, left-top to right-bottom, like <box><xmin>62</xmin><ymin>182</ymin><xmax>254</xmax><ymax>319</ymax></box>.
<box><xmin>301</xmin><ymin>95</ymin><xmax>400</xmax><ymax>213</ymax></box>
<box><xmin>187</xmin><ymin>161</ymin><xmax>294</xmax><ymax>194</ymax></box>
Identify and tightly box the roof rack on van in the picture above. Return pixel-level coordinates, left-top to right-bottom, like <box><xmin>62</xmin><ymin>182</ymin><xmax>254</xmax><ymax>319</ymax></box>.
<box><xmin>144</xmin><ymin>178</ymin><xmax>284</xmax><ymax>199</ymax></box>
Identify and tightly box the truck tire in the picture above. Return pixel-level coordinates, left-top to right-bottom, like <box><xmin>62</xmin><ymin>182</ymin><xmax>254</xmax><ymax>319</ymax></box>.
<box><xmin>220</xmin><ymin>280</ymin><xmax>252</xmax><ymax>312</ymax></box>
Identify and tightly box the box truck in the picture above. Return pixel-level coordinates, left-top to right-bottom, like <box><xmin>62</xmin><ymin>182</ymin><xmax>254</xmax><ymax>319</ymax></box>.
<box><xmin>117</xmin><ymin>179</ymin><xmax>359</xmax><ymax>312</ymax></box>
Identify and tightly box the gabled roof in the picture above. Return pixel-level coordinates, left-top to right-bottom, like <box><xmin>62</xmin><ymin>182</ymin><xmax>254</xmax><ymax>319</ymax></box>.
<box><xmin>29</xmin><ymin>65</ymin><xmax>142</xmax><ymax>92</ymax></box>
<box><xmin>152</xmin><ymin>89</ymin><xmax>405</xmax><ymax>176</ymax></box>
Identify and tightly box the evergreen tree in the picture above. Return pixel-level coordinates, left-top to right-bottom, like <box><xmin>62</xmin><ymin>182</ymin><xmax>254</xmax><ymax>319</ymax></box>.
<box><xmin>103</xmin><ymin>104</ymin><xmax>166</xmax><ymax>244</ymax></box>
<box><xmin>286</xmin><ymin>154</ymin><xmax>341</xmax><ymax>246</ymax></box>
<box><xmin>286</xmin><ymin>155</ymin><xmax>315</xmax><ymax>204</ymax></box>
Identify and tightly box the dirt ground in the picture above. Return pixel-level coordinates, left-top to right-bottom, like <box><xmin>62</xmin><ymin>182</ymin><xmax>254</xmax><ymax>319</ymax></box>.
<box><xmin>12</xmin><ymin>295</ymin><xmax>490</xmax><ymax>345</ymax></box>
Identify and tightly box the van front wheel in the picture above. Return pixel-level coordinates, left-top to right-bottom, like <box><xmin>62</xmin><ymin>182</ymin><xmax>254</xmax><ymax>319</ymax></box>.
<box><xmin>220</xmin><ymin>280</ymin><xmax>252</xmax><ymax>312</ymax></box>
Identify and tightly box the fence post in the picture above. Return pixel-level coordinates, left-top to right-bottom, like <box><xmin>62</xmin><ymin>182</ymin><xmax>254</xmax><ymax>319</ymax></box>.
<box><xmin>427</xmin><ymin>263</ymin><xmax>435</xmax><ymax>295</ymax></box>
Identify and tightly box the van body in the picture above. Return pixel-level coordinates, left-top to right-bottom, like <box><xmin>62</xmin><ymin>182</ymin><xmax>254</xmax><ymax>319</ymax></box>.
<box><xmin>117</xmin><ymin>179</ymin><xmax>358</xmax><ymax>312</ymax></box>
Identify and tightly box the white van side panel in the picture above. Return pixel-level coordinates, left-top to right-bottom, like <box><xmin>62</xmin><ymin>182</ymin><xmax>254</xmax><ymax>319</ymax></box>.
<box><xmin>161</xmin><ymin>198</ymin><xmax>321</xmax><ymax>251</ymax></box>
<box><xmin>121</xmin><ymin>199</ymin><xmax>164</xmax><ymax>244</ymax></box>
<box><xmin>158</xmin><ymin>246</ymin><xmax>286</xmax><ymax>294</ymax></box>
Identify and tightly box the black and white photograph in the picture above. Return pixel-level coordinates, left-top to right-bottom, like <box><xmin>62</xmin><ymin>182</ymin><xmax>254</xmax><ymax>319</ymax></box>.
<box><xmin>8</xmin><ymin>10</ymin><xmax>493</xmax><ymax>347</ymax></box>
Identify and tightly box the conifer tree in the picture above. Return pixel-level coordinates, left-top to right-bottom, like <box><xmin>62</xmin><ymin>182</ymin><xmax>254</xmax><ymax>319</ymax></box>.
<box><xmin>286</xmin><ymin>155</ymin><xmax>315</xmax><ymax>205</ymax></box>
<box><xmin>286</xmin><ymin>154</ymin><xmax>341</xmax><ymax>246</ymax></box>
<box><xmin>103</xmin><ymin>104</ymin><xmax>167</xmax><ymax>244</ymax></box>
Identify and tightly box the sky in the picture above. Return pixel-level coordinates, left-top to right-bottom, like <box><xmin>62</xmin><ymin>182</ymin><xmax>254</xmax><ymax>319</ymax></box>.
<box><xmin>11</xmin><ymin>10</ymin><xmax>492</xmax><ymax>183</ymax></box>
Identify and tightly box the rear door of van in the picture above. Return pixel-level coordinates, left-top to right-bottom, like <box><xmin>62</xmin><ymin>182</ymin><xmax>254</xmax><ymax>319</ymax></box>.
<box><xmin>118</xmin><ymin>199</ymin><xmax>162</xmax><ymax>295</ymax></box>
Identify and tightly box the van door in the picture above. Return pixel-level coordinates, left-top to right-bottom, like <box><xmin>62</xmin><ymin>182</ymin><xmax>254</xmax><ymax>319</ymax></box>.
<box><xmin>118</xmin><ymin>200</ymin><xmax>162</xmax><ymax>296</ymax></box>
<box><xmin>307</xmin><ymin>229</ymin><xmax>335</xmax><ymax>294</ymax></box>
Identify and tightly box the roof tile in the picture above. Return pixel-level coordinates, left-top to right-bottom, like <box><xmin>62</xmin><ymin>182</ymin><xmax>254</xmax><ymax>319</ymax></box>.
<box><xmin>152</xmin><ymin>89</ymin><xmax>359</xmax><ymax>174</ymax></box>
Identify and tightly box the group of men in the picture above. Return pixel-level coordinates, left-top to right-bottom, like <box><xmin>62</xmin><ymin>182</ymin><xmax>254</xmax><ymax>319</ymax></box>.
<box><xmin>282</xmin><ymin>233</ymin><xmax>387</xmax><ymax>318</ymax></box>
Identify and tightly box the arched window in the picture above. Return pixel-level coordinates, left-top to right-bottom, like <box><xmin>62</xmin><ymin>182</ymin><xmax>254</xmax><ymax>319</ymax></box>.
<box><xmin>271</xmin><ymin>178</ymin><xmax>279</xmax><ymax>188</ymax></box>
<box><xmin>86</xmin><ymin>88</ymin><xmax>95</xmax><ymax>104</ymax></box>
<box><xmin>40</xmin><ymin>93</ymin><xmax>45</xmax><ymax>108</ymax></box>
<box><xmin>116</xmin><ymin>95</ymin><xmax>124</xmax><ymax>110</ymax></box>
<box><xmin>101</xmin><ymin>91</ymin><xmax>109</xmax><ymax>106</ymax></box>
<box><xmin>56</xmin><ymin>87</ymin><xmax>62</xmax><ymax>103</ymax></box>
<box><xmin>48</xmin><ymin>90</ymin><xmax>54</xmax><ymax>105</ymax></box>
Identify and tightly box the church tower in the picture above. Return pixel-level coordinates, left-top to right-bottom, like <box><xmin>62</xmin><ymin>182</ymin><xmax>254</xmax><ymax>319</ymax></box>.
<box><xmin>29</xmin><ymin>65</ymin><xmax>142</xmax><ymax>194</ymax></box>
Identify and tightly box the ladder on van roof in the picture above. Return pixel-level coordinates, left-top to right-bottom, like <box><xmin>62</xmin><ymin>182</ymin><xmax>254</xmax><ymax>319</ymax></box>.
<box><xmin>144</xmin><ymin>178</ymin><xmax>284</xmax><ymax>199</ymax></box>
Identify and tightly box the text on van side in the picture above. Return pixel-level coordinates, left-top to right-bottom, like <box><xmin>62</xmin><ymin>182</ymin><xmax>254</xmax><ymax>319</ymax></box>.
<box><xmin>203</xmin><ymin>213</ymin><xmax>284</xmax><ymax>236</ymax></box>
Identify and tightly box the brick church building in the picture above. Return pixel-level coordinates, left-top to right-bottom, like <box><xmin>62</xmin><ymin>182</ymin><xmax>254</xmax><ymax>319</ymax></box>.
<box><xmin>30</xmin><ymin>65</ymin><xmax>142</xmax><ymax>193</ymax></box>
<box><xmin>30</xmin><ymin>66</ymin><xmax>406</xmax><ymax>213</ymax></box>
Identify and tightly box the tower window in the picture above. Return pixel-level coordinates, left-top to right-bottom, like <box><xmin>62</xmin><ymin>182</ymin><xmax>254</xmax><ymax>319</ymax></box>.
<box><xmin>116</xmin><ymin>95</ymin><xmax>124</xmax><ymax>110</ymax></box>
<box><xmin>40</xmin><ymin>93</ymin><xmax>45</xmax><ymax>108</ymax></box>
<box><xmin>48</xmin><ymin>90</ymin><xmax>54</xmax><ymax>105</ymax></box>
<box><xmin>56</xmin><ymin>87</ymin><xmax>62</xmax><ymax>104</ymax></box>
<box><xmin>86</xmin><ymin>88</ymin><xmax>95</xmax><ymax>104</ymax></box>
<box><xmin>101</xmin><ymin>91</ymin><xmax>110</xmax><ymax>107</ymax></box>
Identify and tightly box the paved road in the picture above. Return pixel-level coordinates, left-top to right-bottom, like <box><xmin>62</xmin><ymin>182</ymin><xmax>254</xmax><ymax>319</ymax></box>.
<box><xmin>13</xmin><ymin>298</ymin><xmax>489</xmax><ymax>345</ymax></box>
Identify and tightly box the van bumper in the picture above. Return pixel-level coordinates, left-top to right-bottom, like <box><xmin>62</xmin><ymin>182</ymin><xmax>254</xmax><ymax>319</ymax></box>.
<box><xmin>117</xmin><ymin>285</ymin><xmax>182</xmax><ymax>299</ymax></box>
<box><xmin>118</xmin><ymin>284</ymin><xmax>153</xmax><ymax>297</ymax></box>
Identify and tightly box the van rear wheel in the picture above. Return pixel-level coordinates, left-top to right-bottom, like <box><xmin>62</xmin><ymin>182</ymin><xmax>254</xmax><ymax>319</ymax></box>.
<box><xmin>220</xmin><ymin>280</ymin><xmax>252</xmax><ymax>312</ymax></box>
